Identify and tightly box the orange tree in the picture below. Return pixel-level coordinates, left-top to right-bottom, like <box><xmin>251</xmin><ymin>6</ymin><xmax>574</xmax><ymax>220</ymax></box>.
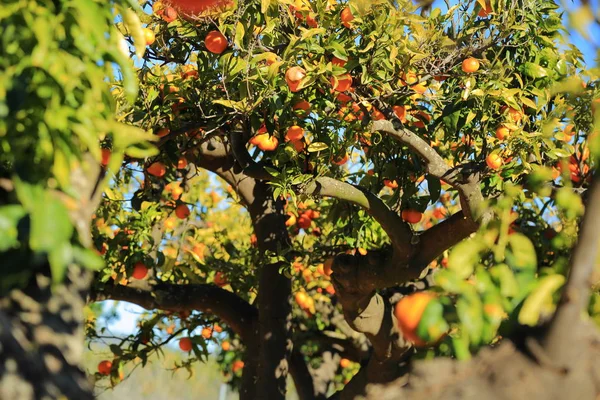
<box><xmin>3</xmin><ymin>0</ymin><xmax>600</xmax><ymax>399</ymax></box>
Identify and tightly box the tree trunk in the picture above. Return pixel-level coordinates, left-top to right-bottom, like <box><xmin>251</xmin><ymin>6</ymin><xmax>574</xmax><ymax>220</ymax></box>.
<box><xmin>0</xmin><ymin>266</ymin><xmax>93</xmax><ymax>400</ymax></box>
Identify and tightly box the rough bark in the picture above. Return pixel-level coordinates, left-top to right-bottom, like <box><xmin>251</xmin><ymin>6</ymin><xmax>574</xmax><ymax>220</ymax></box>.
<box><xmin>248</xmin><ymin>181</ymin><xmax>293</xmax><ymax>400</ymax></box>
<box><xmin>0</xmin><ymin>267</ymin><xmax>94</xmax><ymax>400</ymax></box>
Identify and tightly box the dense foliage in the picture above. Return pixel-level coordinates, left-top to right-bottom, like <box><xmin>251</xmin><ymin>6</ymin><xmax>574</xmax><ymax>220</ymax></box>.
<box><xmin>2</xmin><ymin>0</ymin><xmax>600</xmax><ymax>398</ymax></box>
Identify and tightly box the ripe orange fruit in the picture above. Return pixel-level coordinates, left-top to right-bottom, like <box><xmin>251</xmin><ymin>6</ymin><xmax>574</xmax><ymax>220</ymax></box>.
<box><xmin>495</xmin><ymin>125</ymin><xmax>510</xmax><ymax>140</ymax></box>
<box><xmin>323</xmin><ymin>258</ymin><xmax>334</xmax><ymax>276</ymax></box>
<box><xmin>132</xmin><ymin>262</ymin><xmax>148</xmax><ymax>280</ymax></box>
<box><xmin>175</xmin><ymin>204</ymin><xmax>190</xmax><ymax>219</ymax></box>
<box><xmin>501</xmin><ymin>105</ymin><xmax>523</xmax><ymax>123</ymax></box>
<box><xmin>461</xmin><ymin>57</ymin><xmax>480</xmax><ymax>73</ymax></box>
<box><xmin>285</xmin><ymin>212</ymin><xmax>297</xmax><ymax>227</ymax></box>
<box><xmin>393</xmin><ymin>105</ymin><xmax>407</xmax><ymax>123</ymax></box>
<box><xmin>156</xmin><ymin>127</ymin><xmax>170</xmax><ymax>137</ymax></box>
<box><xmin>332</xmin><ymin>56</ymin><xmax>347</xmax><ymax>67</ymax></box>
<box><xmin>401</xmin><ymin>209</ymin><xmax>422</xmax><ymax>224</ymax></box>
<box><xmin>232</xmin><ymin>360</ymin><xmax>244</xmax><ymax>373</ymax></box>
<box><xmin>143</xmin><ymin>28</ymin><xmax>155</xmax><ymax>45</ymax></box>
<box><xmin>201</xmin><ymin>327</ymin><xmax>212</xmax><ymax>339</ymax></box>
<box><xmin>205</xmin><ymin>30</ymin><xmax>228</xmax><ymax>54</ymax></box>
<box><xmin>383</xmin><ymin>179</ymin><xmax>398</xmax><ymax>189</ymax></box>
<box><xmin>249</xmin><ymin>132</ymin><xmax>279</xmax><ymax>151</ymax></box>
<box><xmin>394</xmin><ymin>292</ymin><xmax>435</xmax><ymax>346</ymax></box>
<box><xmin>179</xmin><ymin>337</ymin><xmax>193</xmax><ymax>352</ymax></box>
<box><xmin>340</xmin><ymin>7</ymin><xmax>354</xmax><ymax>28</ymax></box>
<box><xmin>147</xmin><ymin>161</ymin><xmax>166</xmax><ymax>177</ymax></box>
<box><xmin>286</xmin><ymin>66</ymin><xmax>306</xmax><ymax>83</ymax></box>
<box><xmin>214</xmin><ymin>271</ymin><xmax>228</xmax><ymax>287</ymax></box>
<box><xmin>331</xmin><ymin>74</ymin><xmax>353</xmax><ymax>92</ymax></box>
<box><xmin>168</xmin><ymin>0</ymin><xmax>231</xmax><ymax>17</ymax></box>
<box><xmin>181</xmin><ymin>65</ymin><xmax>198</xmax><ymax>80</ymax></box>
<box><xmin>221</xmin><ymin>341</ymin><xmax>231</xmax><ymax>351</ymax></box>
<box><xmin>98</xmin><ymin>360</ymin><xmax>112</xmax><ymax>376</ymax></box>
<box><xmin>332</xmin><ymin>152</ymin><xmax>349</xmax><ymax>166</ymax></box>
<box><xmin>410</xmin><ymin>110</ymin><xmax>431</xmax><ymax>129</ymax></box>
<box><xmin>325</xmin><ymin>284</ymin><xmax>335</xmax><ymax>295</ymax></box>
<box><xmin>339</xmin><ymin>358</ymin><xmax>351</xmax><ymax>368</ymax></box>
<box><xmin>213</xmin><ymin>324</ymin><xmax>222</xmax><ymax>333</ymax></box>
<box><xmin>295</xmin><ymin>292</ymin><xmax>309</xmax><ymax>308</ymax></box>
<box><xmin>293</xmin><ymin>100</ymin><xmax>311</xmax><ymax>115</ymax></box>
<box><xmin>336</xmin><ymin>92</ymin><xmax>353</xmax><ymax>103</ymax></box>
<box><xmin>286</xmin><ymin>125</ymin><xmax>304</xmax><ymax>141</ymax></box>
<box><xmin>477</xmin><ymin>1</ymin><xmax>492</xmax><ymax>17</ymax></box>
<box><xmin>371</xmin><ymin>108</ymin><xmax>386</xmax><ymax>120</ymax></box>
<box><xmin>101</xmin><ymin>148</ymin><xmax>111</xmax><ymax>166</ymax></box>
<box><xmin>297</xmin><ymin>214</ymin><xmax>311</xmax><ymax>229</ymax></box>
<box><xmin>161</xmin><ymin>6</ymin><xmax>178</xmax><ymax>23</ymax></box>
<box><xmin>177</xmin><ymin>157</ymin><xmax>188</xmax><ymax>169</ymax></box>
<box><xmin>486</xmin><ymin>153</ymin><xmax>503</xmax><ymax>170</ymax></box>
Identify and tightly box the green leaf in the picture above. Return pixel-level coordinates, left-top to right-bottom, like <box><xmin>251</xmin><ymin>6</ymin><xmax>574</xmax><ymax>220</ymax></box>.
<box><xmin>489</xmin><ymin>263</ymin><xmax>519</xmax><ymax>298</ymax></box>
<box><xmin>447</xmin><ymin>239</ymin><xmax>484</xmax><ymax>279</ymax></box>
<box><xmin>426</xmin><ymin>175</ymin><xmax>441</xmax><ymax>204</ymax></box>
<box><xmin>48</xmin><ymin>242</ymin><xmax>73</xmax><ymax>285</ymax></box>
<box><xmin>73</xmin><ymin>246</ymin><xmax>105</xmax><ymax>271</ymax></box>
<box><xmin>506</xmin><ymin>233</ymin><xmax>537</xmax><ymax>271</ymax></box>
<box><xmin>518</xmin><ymin>274</ymin><xmax>565</xmax><ymax>326</ymax></box>
<box><xmin>0</xmin><ymin>205</ymin><xmax>26</xmax><ymax>251</ymax></box>
<box><xmin>522</xmin><ymin>62</ymin><xmax>548</xmax><ymax>78</ymax></box>
<box><xmin>416</xmin><ymin>298</ymin><xmax>449</xmax><ymax>343</ymax></box>
<box><xmin>307</xmin><ymin>142</ymin><xmax>328</xmax><ymax>152</ymax></box>
<box><xmin>456</xmin><ymin>293</ymin><xmax>484</xmax><ymax>347</ymax></box>
<box><xmin>121</xmin><ymin>7</ymin><xmax>146</xmax><ymax>58</ymax></box>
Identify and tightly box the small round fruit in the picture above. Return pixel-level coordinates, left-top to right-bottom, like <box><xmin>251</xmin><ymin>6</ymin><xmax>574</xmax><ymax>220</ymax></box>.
<box><xmin>383</xmin><ymin>179</ymin><xmax>398</xmax><ymax>189</ymax></box>
<box><xmin>286</xmin><ymin>66</ymin><xmax>306</xmax><ymax>83</ymax></box>
<box><xmin>101</xmin><ymin>148</ymin><xmax>111</xmax><ymax>167</ymax></box>
<box><xmin>201</xmin><ymin>327</ymin><xmax>212</xmax><ymax>339</ymax></box>
<box><xmin>331</xmin><ymin>56</ymin><xmax>347</xmax><ymax>67</ymax></box>
<box><xmin>340</xmin><ymin>7</ymin><xmax>354</xmax><ymax>28</ymax></box>
<box><xmin>132</xmin><ymin>262</ymin><xmax>149</xmax><ymax>280</ymax></box>
<box><xmin>461</xmin><ymin>57</ymin><xmax>480</xmax><ymax>73</ymax></box>
<box><xmin>177</xmin><ymin>157</ymin><xmax>188</xmax><ymax>169</ymax></box>
<box><xmin>295</xmin><ymin>292</ymin><xmax>309</xmax><ymax>308</ymax></box>
<box><xmin>330</xmin><ymin>74</ymin><xmax>353</xmax><ymax>92</ymax></box>
<box><xmin>297</xmin><ymin>214</ymin><xmax>311</xmax><ymax>229</ymax></box>
<box><xmin>175</xmin><ymin>204</ymin><xmax>190</xmax><ymax>219</ymax></box>
<box><xmin>286</xmin><ymin>125</ymin><xmax>304</xmax><ymax>141</ymax></box>
<box><xmin>293</xmin><ymin>100</ymin><xmax>311</xmax><ymax>115</ymax></box>
<box><xmin>339</xmin><ymin>358</ymin><xmax>351</xmax><ymax>368</ymax></box>
<box><xmin>156</xmin><ymin>127</ymin><xmax>170</xmax><ymax>137</ymax></box>
<box><xmin>205</xmin><ymin>30</ymin><xmax>228</xmax><ymax>54</ymax></box>
<box><xmin>147</xmin><ymin>161</ymin><xmax>166</xmax><ymax>177</ymax></box>
<box><xmin>179</xmin><ymin>337</ymin><xmax>193</xmax><ymax>352</ymax></box>
<box><xmin>214</xmin><ymin>271</ymin><xmax>228</xmax><ymax>287</ymax></box>
<box><xmin>323</xmin><ymin>258</ymin><xmax>334</xmax><ymax>277</ymax></box>
<box><xmin>221</xmin><ymin>341</ymin><xmax>231</xmax><ymax>351</ymax></box>
<box><xmin>486</xmin><ymin>154</ymin><xmax>503</xmax><ymax>170</ymax></box>
<box><xmin>332</xmin><ymin>152</ymin><xmax>349</xmax><ymax>166</ymax></box>
<box><xmin>162</xmin><ymin>7</ymin><xmax>178</xmax><ymax>23</ymax></box>
<box><xmin>98</xmin><ymin>360</ymin><xmax>112</xmax><ymax>376</ymax></box>
<box><xmin>495</xmin><ymin>125</ymin><xmax>510</xmax><ymax>140</ymax></box>
<box><xmin>394</xmin><ymin>292</ymin><xmax>435</xmax><ymax>346</ymax></box>
<box><xmin>143</xmin><ymin>28</ymin><xmax>156</xmax><ymax>45</ymax></box>
<box><xmin>401</xmin><ymin>209</ymin><xmax>422</xmax><ymax>224</ymax></box>
<box><xmin>393</xmin><ymin>105</ymin><xmax>407</xmax><ymax>123</ymax></box>
<box><xmin>285</xmin><ymin>213</ymin><xmax>297</xmax><ymax>227</ymax></box>
<box><xmin>232</xmin><ymin>360</ymin><xmax>244</xmax><ymax>373</ymax></box>
<box><xmin>477</xmin><ymin>1</ymin><xmax>492</xmax><ymax>17</ymax></box>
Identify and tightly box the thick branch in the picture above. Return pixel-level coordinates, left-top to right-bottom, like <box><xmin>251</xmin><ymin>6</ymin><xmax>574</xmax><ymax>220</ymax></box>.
<box><xmin>543</xmin><ymin>176</ymin><xmax>600</xmax><ymax>368</ymax></box>
<box><xmin>302</xmin><ymin>177</ymin><xmax>412</xmax><ymax>255</ymax></box>
<box><xmin>88</xmin><ymin>282</ymin><xmax>258</xmax><ymax>342</ymax></box>
<box><xmin>409</xmin><ymin>210</ymin><xmax>478</xmax><ymax>268</ymax></box>
<box><xmin>228</xmin><ymin>130</ymin><xmax>273</xmax><ymax>181</ymax></box>
<box><xmin>372</xmin><ymin>120</ymin><xmax>486</xmax><ymax>223</ymax></box>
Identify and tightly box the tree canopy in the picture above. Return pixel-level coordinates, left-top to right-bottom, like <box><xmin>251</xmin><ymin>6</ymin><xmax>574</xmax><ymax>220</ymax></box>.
<box><xmin>1</xmin><ymin>0</ymin><xmax>600</xmax><ymax>399</ymax></box>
